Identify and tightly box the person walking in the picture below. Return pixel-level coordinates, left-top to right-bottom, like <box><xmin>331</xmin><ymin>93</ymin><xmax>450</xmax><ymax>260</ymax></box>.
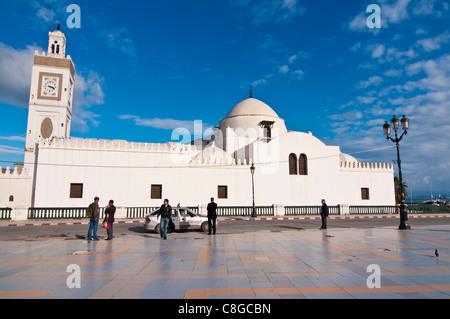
<box><xmin>87</xmin><ymin>197</ymin><xmax>100</xmax><ymax>242</ymax></box>
<box><xmin>320</xmin><ymin>199</ymin><xmax>329</xmax><ymax>230</ymax></box>
<box><xmin>104</xmin><ymin>200</ymin><xmax>116</xmax><ymax>240</ymax></box>
<box><xmin>207</xmin><ymin>197</ymin><xmax>218</xmax><ymax>235</ymax></box>
<box><xmin>157</xmin><ymin>199</ymin><xmax>172</xmax><ymax>240</ymax></box>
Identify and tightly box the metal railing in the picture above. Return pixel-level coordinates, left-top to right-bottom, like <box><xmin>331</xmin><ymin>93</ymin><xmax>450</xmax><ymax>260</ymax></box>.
<box><xmin>127</xmin><ymin>207</ymin><xmax>158</xmax><ymax>219</ymax></box>
<box><xmin>0</xmin><ymin>208</ymin><xmax>11</xmax><ymax>220</ymax></box>
<box><xmin>217</xmin><ymin>206</ymin><xmax>274</xmax><ymax>216</ymax></box>
<box><xmin>20</xmin><ymin>204</ymin><xmax>449</xmax><ymax>220</ymax></box>
<box><xmin>349</xmin><ymin>206</ymin><xmax>397</xmax><ymax>215</ymax></box>
<box><xmin>28</xmin><ymin>207</ymin><xmax>105</xmax><ymax>219</ymax></box>
<box><xmin>285</xmin><ymin>206</ymin><xmax>339</xmax><ymax>216</ymax></box>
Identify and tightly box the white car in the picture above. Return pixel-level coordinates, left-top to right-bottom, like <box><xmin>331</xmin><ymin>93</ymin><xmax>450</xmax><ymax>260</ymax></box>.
<box><xmin>144</xmin><ymin>207</ymin><xmax>212</xmax><ymax>233</ymax></box>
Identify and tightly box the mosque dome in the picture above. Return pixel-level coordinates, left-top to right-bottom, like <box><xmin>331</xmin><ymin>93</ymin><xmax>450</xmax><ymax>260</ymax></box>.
<box><xmin>219</xmin><ymin>97</ymin><xmax>287</xmax><ymax>137</ymax></box>
<box><xmin>225</xmin><ymin>98</ymin><xmax>280</xmax><ymax>119</ymax></box>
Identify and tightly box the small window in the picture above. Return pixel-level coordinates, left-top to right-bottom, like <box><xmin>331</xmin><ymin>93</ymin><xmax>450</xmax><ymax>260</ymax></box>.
<box><xmin>361</xmin><ymin>188</ymin><xmax>370</xmax><ymax>200</ymax></box>
<box><xmin>70</xmin><ymin>183</ymin><xmax>83</xmax><ymax>199</ymax></box>
<box><xmin>9</xmin><ymin>195</ymin><xmax>14</xmax><ymax>202</ymax></box>
<box><xmin>299</xmin><ymin>154</ymin><xmax>308</xmax><ymax>176</ymax></box>
<box><xmin>151</xmin><ymin>185</ymin><xmax>162</xmax><ymax>199</ymax></box>
<box><xmin>218</xmin><ymin>186</ymin><xmax>228</xmax><ymax>199</ymax></box>
<box><xmin>289</xmin><ymin>153</ymin><xmax>298</xmax><ymax>175</ymax></box>
<box><xmin>263</xmin><ymin>125</ymin><xmax>271</xmax><ymax>139</ymax></box>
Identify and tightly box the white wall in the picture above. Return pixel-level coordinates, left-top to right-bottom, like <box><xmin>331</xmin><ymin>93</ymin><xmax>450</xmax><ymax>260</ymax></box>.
<box><xmin>25</xmin><ymin>134</ymin><xmax>395</xmax><ymax>209</ymax></box>
<box><xmin>0</xmin><ymin>167</ymin><xmax>32</xmax><ymax>208</ymax></box>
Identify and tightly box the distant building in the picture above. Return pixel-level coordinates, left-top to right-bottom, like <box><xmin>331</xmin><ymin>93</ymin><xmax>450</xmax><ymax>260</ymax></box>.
<box><xmin>0</xmin><ymin>27</ymin><xmax>395</xmax><ymax>211</ymax></box>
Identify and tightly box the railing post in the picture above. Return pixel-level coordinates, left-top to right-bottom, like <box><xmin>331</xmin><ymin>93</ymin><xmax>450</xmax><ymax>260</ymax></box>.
<box><xmin>339</xmin><ymin>204</ymin><xmax>350</xmax><ymax>215</ymax></box>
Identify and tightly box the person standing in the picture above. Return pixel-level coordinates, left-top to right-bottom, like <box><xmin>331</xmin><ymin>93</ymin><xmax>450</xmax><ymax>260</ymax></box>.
<box><xmin>157</xmin><ymin>199</ymin><xmax>172</xmax><ymax>240</ymax></box>
<box><xmin>104</xmin><ymin>200</ymin><xmax>116</xmax><ymax>240</ymax></box>
<box><xmin>207</xmin><ymin>197</ymin><xmax>218</xmax><ymax>235</ymax></box>
<box><xmin>87</xmin><ymin>197</ymin><xmax>100</xmax><ymax>242</ymax></box>
<box><xmin>320</xmin><ymin>199</ymin><xmax>329</xmax><ymax>230</ymax></box>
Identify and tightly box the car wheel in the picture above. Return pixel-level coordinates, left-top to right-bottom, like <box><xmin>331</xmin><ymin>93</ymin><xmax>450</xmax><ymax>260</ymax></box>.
<box><xmin>155</xmin><ymin>224</ymin><xmax>161</xmax><ymax>234</ymax></box>
<box><xmin>201</xmin><ymin>221</ymin><xmax>209</xmax><ymax>233</ymax></box>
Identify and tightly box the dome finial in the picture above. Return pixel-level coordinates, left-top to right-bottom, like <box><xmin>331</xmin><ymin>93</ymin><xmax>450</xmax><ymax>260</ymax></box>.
<box><xmin>249</xmin><ymin>85</ymin><xmax>253</xmax><ymax>98</ymax></box>
<box><xmin>57</xmin><ymin>23</ymin><xmax>61</xmax><ymax>31</ymax></box>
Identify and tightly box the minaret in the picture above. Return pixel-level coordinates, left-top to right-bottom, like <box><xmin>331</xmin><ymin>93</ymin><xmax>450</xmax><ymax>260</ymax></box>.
<box><xmin>25</xmin><ymin>24</ymin><xmax>75</xmax><ymax>151</ymax></box>
<box><xmin>47</xmin><ymin>23</ymin><xmax>67</xmax><ymax>59</ymax></box>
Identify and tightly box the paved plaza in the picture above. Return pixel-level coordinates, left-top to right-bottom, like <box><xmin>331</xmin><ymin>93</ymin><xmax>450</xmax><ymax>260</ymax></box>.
<box><xmin>0</xmin><ymin>223</ymin><xmax>450</xmax><ymax>300</ymax></box>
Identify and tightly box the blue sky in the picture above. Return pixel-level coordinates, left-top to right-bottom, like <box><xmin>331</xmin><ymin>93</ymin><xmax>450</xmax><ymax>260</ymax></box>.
<box><xmin>0</xmin><ymin>0</ymin><xmax>449</xmax><ymax>195</ymax></box>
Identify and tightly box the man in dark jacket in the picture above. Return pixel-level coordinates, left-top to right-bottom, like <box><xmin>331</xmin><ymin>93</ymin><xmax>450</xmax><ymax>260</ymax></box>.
<box><xmin>105</xmin><ymin>200</ymin><xmax>116</xmax><ymax>240</ymax></box>
<box><xmin>157</xmin><ymin>199</ymin><xmax>172</xmax><ymax>240</ymax></box>
<box><xmin>320</xmin><ymin>199</ymin><xmax>329</xmax><ymax>230</ymax></box>
<box><xmin>87</xmin><ymin>197</ymin><xmax>100</xmax><ymax>242</ymax></box>
<box><xmin>207</xmin><ymin>197</ymin><xmax>218</xmax><ymax>235</ymax></box>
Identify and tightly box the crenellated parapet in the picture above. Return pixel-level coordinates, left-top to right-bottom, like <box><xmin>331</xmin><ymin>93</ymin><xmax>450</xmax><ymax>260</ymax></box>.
<box><xmin>340</xmin><ymin>161</ymin><xmax>393</xmax><ymax>171</ymax></box>
<box><xmin>37</xmin><ymin>138</ymin><xmax>244</xmax><ymax>167</ymax></box>
<box><xmin>38</xmin><ymin>137</ymin><xmax>195</xmax><ymax>154</ymax></box>
<box><xmin>0</xmin><ymin>166</ymin><xmax>30</xmax><ymax>178</ymax></box>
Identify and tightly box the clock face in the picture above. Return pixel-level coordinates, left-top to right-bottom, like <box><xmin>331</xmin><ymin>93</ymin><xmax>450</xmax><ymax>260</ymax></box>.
<box><xmin>43</xmin><ymin>80</ymin><xmax>57</xmax><ymax>94</ymax></box>
<box><xmin>38</xmin><ymin>73</ymin><xmax>62</xmax><ymax>100</ymax></box>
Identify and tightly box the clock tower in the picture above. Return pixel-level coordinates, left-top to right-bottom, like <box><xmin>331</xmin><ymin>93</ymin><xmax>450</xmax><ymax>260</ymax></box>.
<box><xmin>25</xmin><ymin>24</ymin><xmax>75</xmax><ymax>150</ymax></box>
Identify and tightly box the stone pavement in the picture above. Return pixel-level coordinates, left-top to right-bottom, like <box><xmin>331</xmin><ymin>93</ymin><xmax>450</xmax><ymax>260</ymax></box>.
<box><xmin>0</xmin><ymin>224</ymin><xmax>450</xmax><ymax>300</ymax></box>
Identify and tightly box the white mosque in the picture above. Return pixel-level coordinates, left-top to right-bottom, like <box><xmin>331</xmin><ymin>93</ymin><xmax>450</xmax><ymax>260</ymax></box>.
<box><xmin>0</xmin><ymin>27</ymin><xmax>395</xmax><ymax>219</ymax></box>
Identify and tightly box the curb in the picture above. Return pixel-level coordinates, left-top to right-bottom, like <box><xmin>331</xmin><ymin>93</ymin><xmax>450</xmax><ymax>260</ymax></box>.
<box><xmin>1</xmin><ymin>214</ymin><xmax>449</xmax><ymax>227</ymax></box>
<box><xmin>220</xmin><ymin>214</ymin><xmax>450</xmax><ymax>221</ymax></box>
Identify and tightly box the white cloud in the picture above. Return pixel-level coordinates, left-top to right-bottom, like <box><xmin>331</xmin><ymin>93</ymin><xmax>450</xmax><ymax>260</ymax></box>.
<box><xmin>0</xmin><ymin>136</ymin><xmax>26</xmax><ymax>142</ymax></box>
<box><xmin>329</xmin><ymin>111</ymin><xmax>364</xmax><ymax>121</ymax></box>
<box><xmin>357</xmin><ymin>76</ymin><xmax>384</xmax><ymax>89</ymax></box>
<box><xmin>72</xmin><ymin>70</ymin><xmax>106</xmax><ymax>132</ymax></box>
<box><xmin>291</xmin><ymin>70</ymin><xmax>304</xmax><ymax>80</ymax></box>
<box><xmin>100</xmin><ymin>27</ymin><xmax>137</xmax><ymax>58</ymax></box>
<box><xmin>384</xmin><ymin>69</ymin><xmax>403</xmax><ymax>77</ymax></box>
<box><xmin>37</xmin><ymin>7</ymin><xmax>56</xmax><ymax>23</ymax></box>
<box><xmin>347</xmin><ymin>11</ymin><xmax>368</xmax><ymax>32</ymax></box>
<box><xmin>382</xmin><ymin>0</ymin><xmax>412</xmax><ymax>24</ymax></box>
<box><xmin>0</xmin><ymin>145</ymin><xmax>24</xmax><ymax>155</ymax></box>
<box><xmin>416</xmin><ymin>32</ymin><xmax>450</xmax><ymax>52</ymax></box>
<box><xmin>0</xmin><ymin>43</ymin><xmax>41</xmax><ymax>107</ymax></box>
<box><xmin>230</xmin><ymin>0</ymin><xmax>306</xmax><ymax>25</ymax></box>
<box><xmin>413</xmin><ymin>0</ymin><xmax>437</xmax><ymax>15</ymax></box>
<box><xmin>288</xmin><ymin>51</ymin><xmax>310</xmax><ymax>63</ymax></box>
<box><xmin>119</xmin><ymin>115</ymin><xmax>212</xmax><ymax>134</ymax></box>
<box><xmin>278</xmin><ymin>65</ymin><xmax>289</xmax><ymax>74</ymax></box>
<box><xmin>370</xmin><ymin>44</ymin><xmax>386</xmax><ymax>58</ymax></box>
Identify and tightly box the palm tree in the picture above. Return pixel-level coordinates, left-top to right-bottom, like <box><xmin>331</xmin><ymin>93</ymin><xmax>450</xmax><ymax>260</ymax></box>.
<box><xmin>394</xmin><ymin>176</ymin><xmax>408</xmax><ymax>205</ymax></box>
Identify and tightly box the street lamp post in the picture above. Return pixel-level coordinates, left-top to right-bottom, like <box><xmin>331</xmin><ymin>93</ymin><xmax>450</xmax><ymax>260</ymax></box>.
<box><xmin>383</xmin><ymin>115</ymin><xmax>411</xmax><ymax>230</ymax></box>
<box><xmin>250</xmin><ymin>163</ymin><xmax>257</xmax><ymax>218</ymax></box>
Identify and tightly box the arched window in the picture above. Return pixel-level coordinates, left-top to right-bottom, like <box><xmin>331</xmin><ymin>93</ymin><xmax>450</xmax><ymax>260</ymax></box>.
<box><xmin>299</xmin><ymin>154</ymin><xmax>308</xmax><ymax>176</ymax></box>
<box><xmin>289</xmin><ymin>153</ymin><xmax>298</xmax><ymax>175</ymax></box>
